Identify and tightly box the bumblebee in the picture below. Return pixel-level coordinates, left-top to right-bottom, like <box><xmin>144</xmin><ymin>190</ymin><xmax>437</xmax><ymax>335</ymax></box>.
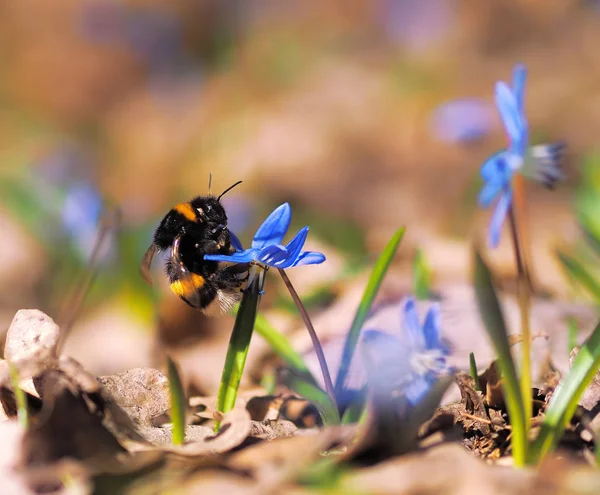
<box><xmin>141</xmin><ymin>181</ymin><xmax>247</xmax><ymax>314</ymax></box>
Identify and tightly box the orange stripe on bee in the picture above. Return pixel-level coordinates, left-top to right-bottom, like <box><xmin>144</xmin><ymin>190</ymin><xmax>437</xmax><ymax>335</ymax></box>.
<box><xmin>169</xmin><ymin>273</ymin><xmax>205</xmax><ymax>298</ymax></box>
<box><xmin>173</xmin><ymin>202</ymin><xmax>197</xmax><ymax>222</ymax></box>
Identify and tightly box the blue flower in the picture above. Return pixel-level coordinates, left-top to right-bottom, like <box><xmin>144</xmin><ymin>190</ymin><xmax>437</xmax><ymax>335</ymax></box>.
<box><xmin>477</xmin><ymin>65</ymin><xmax>527</xmax><ymax>248</ymax></box>
<box><xmin>204</xmin><ymin>203</ymin><xmax>326</xmax><ymax>269</ymax></box>
<box><xmin>362</xmin><ymin>298</ymin><xmax>451</xmax><ymax>406</ymax></box>
<box><xmin>478</xmin><ymin>64</ymin><xmax>564</xmax><ymax>248</ymax></box>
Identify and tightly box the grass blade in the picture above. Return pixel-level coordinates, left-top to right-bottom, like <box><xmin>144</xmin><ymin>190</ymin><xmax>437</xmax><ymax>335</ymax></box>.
<box><xmin>531</xmin><ymin>319</ymin><xmax>600</xmax><ymax>462</ymax></box>
<box><xmin>167</xmin><ymin>356</ymin><xmax>186</xmax><ymax>445</ymax></box>
<box><xmin>216</xmin><ymin>268</ymin><xmax>265</xmax><ymax>424</ymax></box>
<box><xmin>254</xmin><ymin>312</ymin><xmax>318</xmax><ymax>386</ymax></box>
<box><xmin>281</xmin><ymin>369</ymin><xmax>340</xmax><ymax>425</ymax></box>
<box><xmin>335</xmin><ymin>227</ymin><xmax>406</xmax><ymax>395</ymax></box>
<box><xmin>474</xmin><ymin>250</ymin><xmax>528</xmax><ymax>465</ymax></box>
<box><xmin>9</xmin><ymin>365</ymin><xmax>28</xmax><ymax>428</ymax></box>
<box><xmin>413</xmin><ymin>248</ymin><xmax>432</xmax><ymax>300</ymax></box>
<box><xmin>469</xmin><ymin>352</ymin><xmax>481</xmax><ymax>391</ymax></box>
<box><xmin>558</xmin><ymin>250</ymin><xmax>600</xmax><ymax>301</ymax></box>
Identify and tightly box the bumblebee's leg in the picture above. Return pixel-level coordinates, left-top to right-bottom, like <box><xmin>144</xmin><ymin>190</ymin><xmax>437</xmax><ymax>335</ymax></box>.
<box><xmin>213</xmin><ymin>263</ymin><xmax>249</xmax><ymax>291</ymax></box>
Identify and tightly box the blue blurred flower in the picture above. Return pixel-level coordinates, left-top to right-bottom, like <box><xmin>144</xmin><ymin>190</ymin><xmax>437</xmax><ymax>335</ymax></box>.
<box><xmin>477</xmin><ymin>65</ymin><xmax>527</xmax><ymax>248</ymax></box>
<box><xmin>478</xmin><ymin>64</ymin><xmax>564</xmax><ymax>248</ymax></box>
<box><xmin>61</xmin><ymin>182</ymin><xmax>104</xmax><ymax>257</ymax></box>
<box><xmin>362</xmin><ymin>298</ymin><xmax>451</xmax><ymax>406</ymax></box>
<box><xmin>204</xmin><ymin>203</ymin><xmax>325</xmax><ymax>269</ymax></box>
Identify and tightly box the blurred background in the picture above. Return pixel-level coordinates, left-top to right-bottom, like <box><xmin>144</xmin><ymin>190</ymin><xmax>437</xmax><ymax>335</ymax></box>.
<box><xmin>0</xmin><ymin>0</ymin><xmax>599</xmax><ymax>394</ymax></box>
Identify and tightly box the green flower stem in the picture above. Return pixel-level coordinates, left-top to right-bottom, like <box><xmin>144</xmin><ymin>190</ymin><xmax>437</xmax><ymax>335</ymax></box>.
<box><xmin>277</xmin><ymin>269</ymin><xmax>337</xmax><ymax>408</ymax></box>
<box><xmin>508</xmin><ymin>203</ymin><xmax>532</xmax><ymax>429</ymax></box>
<box><xmin>216</xmin><ymin>266</ymin><xmax>265</xmax><ymax>427</ymax></box>
<box><xmin>56</xmin><ymin>207</ymin><xmax>121</xmax><ymax>354</ymax></box>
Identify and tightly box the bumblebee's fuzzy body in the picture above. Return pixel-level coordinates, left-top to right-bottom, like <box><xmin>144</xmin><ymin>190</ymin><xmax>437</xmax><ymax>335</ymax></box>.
<box><xmin>141</xmin><ymin>195</ymin><xmax>247</xmax><ymax>313</ymax></box>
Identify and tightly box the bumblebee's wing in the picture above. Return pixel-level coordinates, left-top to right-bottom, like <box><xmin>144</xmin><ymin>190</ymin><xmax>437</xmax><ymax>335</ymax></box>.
<box><xmin>140</xmin><ymin>244</ymin><xmax>160</xmax><ymax>285</ymax></box>
<box><xmin>167</xmin><ymin>236</ymin><xmax>204</xmax><ymax>309</ymax></box>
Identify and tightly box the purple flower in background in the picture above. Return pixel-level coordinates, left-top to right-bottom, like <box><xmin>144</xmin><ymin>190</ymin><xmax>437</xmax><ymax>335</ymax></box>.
<box><xmin>430</xmin><ymin>98</ymin><xmax>494</xmax><ymax>144</ymax></box>
<box><xmin>362</xmin><ymin>298</ymin><xmax>451</xmax><ymax>406</ymax></box>
<box><xmin>205</xmin><ymin>203</ymin><xmax>325</xmax><ymax>269</ymax></box>
<box><xmin>379</xmin><ymin>0</ymin><xmax>455</xmax><ymax>52</ymax></box>
<box><xmin>62</xmin><ymin>182</ymin><xmax>104</xmax><ymax>257</ymax></box>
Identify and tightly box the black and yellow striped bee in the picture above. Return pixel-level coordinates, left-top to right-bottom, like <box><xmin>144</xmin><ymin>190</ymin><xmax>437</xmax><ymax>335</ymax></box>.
<box><xmin>141</xmin><ymin>181</ymin><xmax>247</xmax><ymax>314</ymax></box>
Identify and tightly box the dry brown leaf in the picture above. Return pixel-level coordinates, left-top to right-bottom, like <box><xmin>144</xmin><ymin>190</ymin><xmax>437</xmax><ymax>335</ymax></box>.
<box><xmin>164</xmin><ymin>408</ymin><xmax>252</xmax><ymax>456</ymax></box>
<box><xmin>342</xmin><ymin>443</ymin><xmax>534</xmax><ymax>495</ymax></box>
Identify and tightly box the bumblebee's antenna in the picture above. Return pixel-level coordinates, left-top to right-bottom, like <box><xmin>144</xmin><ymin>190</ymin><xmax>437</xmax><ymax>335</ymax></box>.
<box><xmin>208</xmin><ymin>173</ymin><xmax>213</xmax><ymax>195</ymax></box>
<box><xmin>217</xmin><ymin>180</ymin><xmax>242</xmax><ymax>201</ymax></box>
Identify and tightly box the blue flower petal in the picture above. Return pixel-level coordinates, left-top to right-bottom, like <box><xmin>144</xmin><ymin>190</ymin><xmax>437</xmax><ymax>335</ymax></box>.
<box><xmin>478</xmin><ymin>181</ymin><xmax>501</xmax><ymax>208</ymax></box>
<box><xmin>404</xmin><ymin>375</ymin><xmax>431</xmax><ymax>405</ymax></box>
<box><xmin>204</xmin><ymin>249</ymin><xmax>258</xmax><ymax>263</ymax></box>
<box><xmin>252</xmin><ymin>203</ymin><xmax>291</xmax><ymax>249</ymax></box>
<box><xmin>423</xmin><ymin>303</ymin><xmax>441</xmax><ymax>350</ymax></box>
<box><xmin>289</xmin><ymin>251</ymin><xmax>326</xmax><ymax>267</ymax></box>
<box><xmin>512</xmin><ymin>64</ymin><xmax>527</xmax><ymax>112</ymax></box>
<box><xmin>229</xmin><ymin>230</ymin><xmax>244</xmax><ymax>252</ymax></box>
<box><xmin>488</xmin><ymin>189</ymin><xmax>513</xmax><ymax>248</ymax></box>
<box><xmin>272</xmin><ymin>227</ymin><xmax>309</xmax><ymax>269</ymax></box>
<box><xmin>495</xmin><ymin>82</ymin><xmax>522</xmax><ymax>146</ymax></box>
<box><xmin>258</xmin><ymin>244</ymin><xmax>288</xmax><ymax>265</ymax></box>
<box><xmin>403</xmin><ymin>298</ymin><xmax>424</xmax><ymax>349</ymax></box>
<box><xmin>480</xmin><ymin>151</ymin><xmax>511</xmax><ymax>182</ymax></box>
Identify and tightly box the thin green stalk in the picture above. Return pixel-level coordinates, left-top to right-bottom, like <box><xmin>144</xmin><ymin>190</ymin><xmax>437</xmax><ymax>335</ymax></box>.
<box><xmin>508</xmin><ymin>205</ymin><xmax>532</xmax><ymax>428</ymax></box>
<box><xmin>469</xmin><ymin>352</ymin><xmax>481</xmax><ymax>391</ymax></box>
<box><xmin>216</xmin><ymin>267</ymin><xmax>265</xmax><ymax>427</ymax></box>
<box><xmin>278</xmin><ymin>269</ymin><xmax>336</xmax><ymax>408</ymax></box>
<box><xmin>9</xmin><ymin>365</ymin><xmax>28</xmax><ymax>428</ymax></box>
<box><xmin>335</xmin><ymin>227</ymin><xmax>406</xmax><ymax>396</ymax></box>
<box><xmin>167</xmin><ymin>355</ymin><xmax>186</xmax><ymax>445</ymax></box>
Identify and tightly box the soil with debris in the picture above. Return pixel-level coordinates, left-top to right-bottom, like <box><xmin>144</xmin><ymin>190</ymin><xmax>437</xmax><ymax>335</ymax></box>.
<box><xmin>1</xmin><ymin>309</ymin><xmax>600</xmax><ymax>494</ymax></box>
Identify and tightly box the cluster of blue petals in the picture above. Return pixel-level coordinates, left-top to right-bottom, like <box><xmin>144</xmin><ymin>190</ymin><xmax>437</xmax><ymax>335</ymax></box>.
<box><xmin>363</xmin><ymin>298</ymin><xmax>450</xmax><ymax>406</ymax></box>
<box><xmin>205</xmin><ymin>203</ymin><xmax>325</xmax><ymax>269</ymax></box>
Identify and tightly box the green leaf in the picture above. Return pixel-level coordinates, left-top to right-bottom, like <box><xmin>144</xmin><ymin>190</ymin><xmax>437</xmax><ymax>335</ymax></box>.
<box><xmin>558</xmin><ymin>250</ymin><xmax>600</xmax><ymax>301</ymax></box>
<box><xmin>254</xmin><ymin>312</ymin><xmax>317</xmax><ymax>385</ymax></box>
<box><xmin>474</xmin><ymin>250</ymin><xmax>528</xmax><ymax>466</ymax></box>
<box><xmin>167</xmin><ymin>356</ymin><xmax>186</xmax><ymax>445</ymax></box>
<box><xmin>568</xmin><ymin>317</ymin><xmax>578</xmax><ymax>356</ymax></box>
<box><xmin>531</xmin><ymin>319</ymin><xmax>600</xmax><ymax>462</ymax></box>
<box><xmin>334</xmin><ymin>227</ymin><xmax>406</xmax><ymax>396</ymax></box>
<box><xmin>216</xmin><ymin>269</ymin><xmax>265</xmax><ymax>426</ymax></box>
<box><xmin>340</xmin><ymin>395</ymin><xmax>366</xmax><ymax>424</ymax></box>
<box><xmin>281</xmin><ymin>369</ymin><xmax>340</xmax><ymax>425</ymax></box>
<box><xmin>413</xmin><ymin>248</ymin><xmax>432</xmax><ymax>300</ymax></box>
